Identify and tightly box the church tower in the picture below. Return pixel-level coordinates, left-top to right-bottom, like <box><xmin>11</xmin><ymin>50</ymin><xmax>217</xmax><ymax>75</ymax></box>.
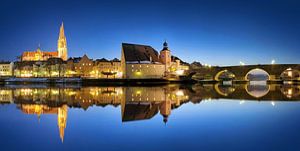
<box><xmin>160</xmin><ymin>41</ymin><xmax>171</xmax><ymax>65</ymax></box>
<box><xmin>57</xmin><ymin>22</ymin><xmax>68</xmax><ymax>61</ymax></box>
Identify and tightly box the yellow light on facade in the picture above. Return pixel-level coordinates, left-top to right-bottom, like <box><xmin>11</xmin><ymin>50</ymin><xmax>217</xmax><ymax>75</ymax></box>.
<box><xmin>288</xmin><ymin>71</ymin><xmax>292</xmax><ymax>77</ymax></box>
<box><xmin>175</xmin><ymin>70</ymin><xmax>184</xmax><ymax>75</ymax></box>
<box><xmin>136</xmin><ymin>90</ymin><xmax>141</xmax><ymax>95</ymax></box>
<box><xmin>175</xmin><ymin>90</ymin><xmax>184</xmax><ymax>96</ymax></box>
<box><xmin>135</xmin><ymin>71</ymin><xmax>141</xmax><ymax>76</ymax></box>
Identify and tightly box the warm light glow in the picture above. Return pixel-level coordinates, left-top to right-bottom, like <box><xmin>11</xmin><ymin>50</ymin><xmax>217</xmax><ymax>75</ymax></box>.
<box><xmin>175</xmin><ymin>70</ymin><xmax>184</xmax><ymax>75</ymax></box>
<box><xmin>271</xmin><ymin>59</ymin><xmax>276</xmax><ymax>64</ymax></box>
<box><xmin>239</xmin><ymin>61</ymin><xmax>245</xmax><ymax>66</ymax></box>
<box><xmin>271</xmin><ymin>102</ymin><xmax>275</xmax><ymax>106</ymax></box>
<box><xmin>175</xmin><ymin>90</ymin><xmax>184</xmax><ymax>96</ymax></box>
<box><xmin>135</xmin><ymin>71</ymin><xmax>141</xmax><ymax>76</ymax></box>
<box><xmin>240</xmin><ymin>100</ymin><xmax>245</xmax><ymax>104</ymax></box>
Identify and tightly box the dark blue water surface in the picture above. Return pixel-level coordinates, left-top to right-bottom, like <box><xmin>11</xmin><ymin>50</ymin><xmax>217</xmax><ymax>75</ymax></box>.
<box><xmin>0</xmin><ymin>84</ymin><xmax>299</xmax><ymax>151</ymax></box>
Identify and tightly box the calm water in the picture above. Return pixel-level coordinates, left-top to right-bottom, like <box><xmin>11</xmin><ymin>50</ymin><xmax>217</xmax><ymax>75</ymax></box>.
<box><xmin>0</xmin><ymin>84</ymin><xmax>300</xmax><ymax>151</ymax></box>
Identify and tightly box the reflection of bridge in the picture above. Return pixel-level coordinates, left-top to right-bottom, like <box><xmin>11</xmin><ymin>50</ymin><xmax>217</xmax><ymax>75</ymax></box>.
<box><xmin>190</xmin><ymin>64</ymin><xmax>300</xmax><ymax>81</ymax></box>
<box><xmin>191</xmin><ymin>84</ymin><xmax>300</xmax><ymax>101</ymax></box>
<box><xmin>2</xmin><ymin>84</ymin><xmax>298</xmax><ymax>142</ymax></box>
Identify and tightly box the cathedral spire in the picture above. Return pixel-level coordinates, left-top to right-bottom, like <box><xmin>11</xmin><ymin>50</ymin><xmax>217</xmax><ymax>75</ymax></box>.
<box><xmin>57</xmin><ymin>22</ymin><xmax>68</xmax><ymax>61</ymax></box>
<box><xmin>59</xmin><ymin>22</ymin><xmax>65</xmax><ymax>38</ymax></box>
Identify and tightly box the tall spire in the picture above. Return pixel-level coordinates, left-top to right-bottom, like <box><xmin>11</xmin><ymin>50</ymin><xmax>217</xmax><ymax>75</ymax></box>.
<box><xmin>59</xmin><ymin>22</ymin><xmax>65</xmax><ymax>38</ymax></box>
<box><xmin>57</xmin><ymin>22</ymin><xmax>68</xmax><ymax>61</ymax></box>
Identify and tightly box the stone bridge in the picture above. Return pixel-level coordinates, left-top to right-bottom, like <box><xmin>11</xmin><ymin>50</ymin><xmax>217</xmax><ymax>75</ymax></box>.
<box><xmin>190</xmin><ymin>64</ymin><xmax>300</xmax><ymax>81</ymax></box>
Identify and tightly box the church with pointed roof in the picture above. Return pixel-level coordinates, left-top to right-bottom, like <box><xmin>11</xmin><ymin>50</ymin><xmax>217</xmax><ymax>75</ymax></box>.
<box><xmin>21</xmin><ymin>23</ymin><xmax>68</xmax><ymax>61</ymax></box>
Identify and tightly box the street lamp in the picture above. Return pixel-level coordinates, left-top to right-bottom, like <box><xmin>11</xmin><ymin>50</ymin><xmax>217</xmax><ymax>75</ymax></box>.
<box><xmin>239</xmin><ymin>61</ymin><xmax>245</xmax><ymax>66</ymax></box>
<box><xmin>271</xmin><ymin>59</ymin><xmax>275</xmax><ymax>64</ymax></box>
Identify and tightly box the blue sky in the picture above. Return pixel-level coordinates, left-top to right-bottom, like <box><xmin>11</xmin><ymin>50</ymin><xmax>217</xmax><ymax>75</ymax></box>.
<box><xmin>0</xmin><ymin>0</ymin><xmax>299</xmax><ymax>66</ymax></box>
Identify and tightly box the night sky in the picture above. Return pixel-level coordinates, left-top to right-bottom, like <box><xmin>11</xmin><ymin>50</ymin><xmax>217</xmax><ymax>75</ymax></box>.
<box><xmin>0</xmin><ymin>0</ymin><xmax>299</xmax><ymax>66</ymax></box>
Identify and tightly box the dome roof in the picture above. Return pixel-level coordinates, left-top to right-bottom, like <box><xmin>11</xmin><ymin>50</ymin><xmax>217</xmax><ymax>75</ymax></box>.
<box><xmin>163</xmin><ymin>41</ymin><xmax>168</xmax><ymax>47</ymax></box>
<box><xmin>162</xmin><ymin>41</ymin><xmax>170</xmax><ymax>51</ymax></box>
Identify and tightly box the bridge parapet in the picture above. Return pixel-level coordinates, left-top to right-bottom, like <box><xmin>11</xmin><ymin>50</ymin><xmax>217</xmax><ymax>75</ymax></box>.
<box><xmin>190</xmin><ymin>64</ymin><xmax>300</xmax><ymax>81</ymax></box>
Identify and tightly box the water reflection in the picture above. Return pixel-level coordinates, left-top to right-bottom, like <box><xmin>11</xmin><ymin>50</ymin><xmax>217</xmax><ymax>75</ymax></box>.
<box><xmin>0</xmin><ymin>84</ymin><xmax>300</xmax><ymax>142</ymax></box>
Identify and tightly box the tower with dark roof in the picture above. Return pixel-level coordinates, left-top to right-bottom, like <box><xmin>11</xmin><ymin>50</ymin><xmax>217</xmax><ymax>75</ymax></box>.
<box><xmin>160</xmin><ymin>41</ymin><xmax>171</xmax><ymax>65</ymax></box>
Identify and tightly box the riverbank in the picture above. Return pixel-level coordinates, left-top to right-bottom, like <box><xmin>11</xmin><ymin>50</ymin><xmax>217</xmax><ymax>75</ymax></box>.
<box><xmin>0</xmin><ymin>77</ymin><xmax>196</xmax><ymax>86</ymax></box>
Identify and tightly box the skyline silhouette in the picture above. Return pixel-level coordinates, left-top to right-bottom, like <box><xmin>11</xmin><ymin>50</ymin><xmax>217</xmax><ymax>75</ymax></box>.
<box><xmin>0</xmin><ymin>0</ymin><xmax>299</xmax><ymax>66</ymax></box>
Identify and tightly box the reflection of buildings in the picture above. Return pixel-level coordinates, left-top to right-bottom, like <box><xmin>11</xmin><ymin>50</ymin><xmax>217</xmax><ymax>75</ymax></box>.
<box><xmin>19</xmin><ymin>104</ymin><xmax>68</xmax><ymax>142</ymax></box>
<box><xmin>1</xmin><ymin>84</ymin><xmax>300</xmax><ymax>142</ymax></box>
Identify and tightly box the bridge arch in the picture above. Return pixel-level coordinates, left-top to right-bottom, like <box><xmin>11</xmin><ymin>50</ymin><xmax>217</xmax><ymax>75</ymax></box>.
<box><xmin>245</xmin><ymin>68</ymin><xmax>270</xmax><ymax>81</ymax></box>
<box><xmin>245</xmin><ymin>84</ymin><xmax>270</xmax><ymax>98</ymax></box>
<box><xmin>280</xmin><ymin>68</ymin><xmax>300</xmax><ymax>81</ymax></box>
<box><xmin>214</xmin><ymin>70</ymin><xmax>235</xmax><ymax>81</ymax></box>
<box><xmin>280</xmin><ymin>85</ymin><xmax>300</xmax><ymax>98</ymax></box>
<box><xmin>214</xmin><ymin>84</ymin><xmax>235</xmax><ymax>96</ymax></box>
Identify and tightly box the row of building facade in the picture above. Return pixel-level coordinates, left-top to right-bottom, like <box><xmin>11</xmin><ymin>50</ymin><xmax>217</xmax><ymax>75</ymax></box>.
<box><xmin>0</xmin><ymin>23</ymin><xmax>190</xmax><ymax>79</ymax></box>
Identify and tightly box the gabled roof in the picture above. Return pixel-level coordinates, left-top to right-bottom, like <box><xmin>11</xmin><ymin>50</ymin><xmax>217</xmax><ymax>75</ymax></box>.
<box><xmin>67</xmin><ymin>57</ymin><xmax>82</xmax><ymax>63</ymax></box>
<box><xmin>111</xmin><ymin>58</ymin><xmax>120</xmax><ymax>62</ymax></box>
<box><xmin>0</xmin><ymin>61</ymin><xmax>11</xmax><ymax>64</ymax></box>
<box><xmin>96</xmin><ymin>58</ymin><xmax>109</xmax><ymax>62</ymax></box>
<box><xmin>122</xmin><ymin>43</ymin><xmax>160</xmax><ymax>63</ymax></box>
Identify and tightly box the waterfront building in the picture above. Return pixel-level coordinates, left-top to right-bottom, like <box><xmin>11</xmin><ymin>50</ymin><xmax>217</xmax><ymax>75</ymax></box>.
<box><xmin>66</xmin><ymin>55</ymin><xmax>94</xmax><ymax>77</ymax></box>
<box><xmin>21</xmin><ymin>23</ymin><xmax>68</xmax><ymax>61</ymax></box>
<box><xmin>121</xmin><ymin>43</ymin><xmax>166</xmax><ymax>79</ymax></box>
<box><xmin>14</xmin><ymin>58</ymin><xmax>66</xmax><ymax>77</ymax></box>
<box><xmin>66</xmin><ymin>55</ymin><xmax>122</xmax><ymax>78</ymax></box>
<box><xmin>92</xmin><ymin>58</ymin><xmax>122</xmax><ymax>78</ymax></box>
<box><xmin>0</xmin><ymin>62</ymin><xmax>14</xmax><ymax>76</ymax></box>
<box><xmin>121</xmin><ymin>42</ymin><xmax>190</xmax><ymax>79</ymax></box>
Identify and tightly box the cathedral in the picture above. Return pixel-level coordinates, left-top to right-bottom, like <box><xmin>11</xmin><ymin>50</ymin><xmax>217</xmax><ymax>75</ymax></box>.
<box><xmin>21</xmin><ymin>23</ymin><xmax>68</xmax><ymax>61</ymax></box>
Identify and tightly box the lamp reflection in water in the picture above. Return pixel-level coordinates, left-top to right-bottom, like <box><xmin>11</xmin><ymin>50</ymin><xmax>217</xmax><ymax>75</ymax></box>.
<box><xmin>0</xmin><ymin>83</ymin><xmax>300</xmax><ymax>142</ymax></box>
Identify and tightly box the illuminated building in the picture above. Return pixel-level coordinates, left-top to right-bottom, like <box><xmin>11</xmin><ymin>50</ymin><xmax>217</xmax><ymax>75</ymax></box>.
<box><xmin>66</xmin><ymin>55</ymin><xmax>93</xmax><ymax>77</ymax></box>
<box><xmin>21</xmin><ymin>23</ymin><xmax>68</xmax><ymax>61</ymax></box>
<box><xmin>0</xmin><ymin>62</ymin><xmax>14</xmax><ymax>76</ymax></box>
<box><xmin>121</xmin><ymin>43</ymin><xmax>166</xmax><ymax>79</ymax></box>
<box><xmin>92</xmin><ymin>58</ymin><xmax>122</xmax><ymax>78</ymax></box>
<box><xmin>121</xmin><ymin>42</ymin><xmax>189</xmax><ymax>79</ymax></box>
<box><xmin>14</xmin><ymin>58</ymin><xmax>66</xmax><ymax>77</ymax></box>
<box><xmin>160</xmin><ymin>41</ymin><xmax>172</xmax><ymax>66</ymax></box>
<box><xmin>66</xmin><ymin>55</ymin><xmax>122</xmax><ymax>78</ymax></box>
